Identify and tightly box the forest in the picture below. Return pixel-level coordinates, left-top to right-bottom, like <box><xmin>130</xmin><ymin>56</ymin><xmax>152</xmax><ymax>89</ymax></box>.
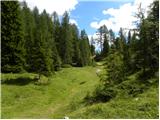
<box><xmin>1</xmin><ymin>0</ymin><xmax>159</xmax><ymax>119</ymax></box>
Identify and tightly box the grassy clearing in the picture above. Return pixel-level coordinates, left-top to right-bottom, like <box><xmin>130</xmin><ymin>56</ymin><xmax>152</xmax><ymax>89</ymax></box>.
<box><xmin>1</xmin><ymin>66</ymin><xmax>100</xmax><ymax>118</ymax></box>
<box><xmin>1</xmin><ymin>65</ymin><xmax>159</xmax><ymax>119</ymax></box>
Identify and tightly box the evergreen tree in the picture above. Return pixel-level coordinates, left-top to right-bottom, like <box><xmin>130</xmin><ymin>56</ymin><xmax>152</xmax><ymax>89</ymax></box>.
<box><xmin>46</xmin><ymin>11</ymin><xmax>61</xmax><ymax>71</ymax></box>
<box><xmin>61</xmin><ymin>11</ymin><xmax>73</xmax><ymax>64</ymax></box>
<box><xmin>147</xmin><ymin>0</ymin><xmax>159</xmax><ymax>72</ymax></box>
<box><xmin>102</xmin><ymin>34</ymin><xmax>109</xmax><ymax>57</ymax></box>
<box><xmin>1</xmin><ymin>1</ymin><xmax>25</xmax><ymax>73</ymax></box>
<box><xmin>30</xmin><ymin>8</ymin><xmax>53</xmax><ymax>76</ymax></box>
<box><xmin>1</xmin><ymin>1</ymin><xmax>97</xmax><ymax>75</ymax></box>
<box><xmin>21</xmin><ymin>1</ymin><xmax>35</xmax><ymax>71</ymax></box>
<box><xmin>105</xmin><ymin>52</ymin><xmax>125</xmax><ymax>85</ymax></box>
<box><xmin>129</xmin><ymin>31</ymin><xmax>140</xmax><ymax>72</ymax></box>
<box><xmin>136</xmin><ymin>4</ymin><xmax>153</xmax><ymax>75</ymax></box>
<box><xmin>70</xmin><ymin>24</ymin><xmax>81</xmax><ymax>66</ymax></box>
<box><xmin>79</xmin><ymin>30</ymin><xmax>91</xmax><ymax>66</ymax></box>
<box><xmin>38</xmin><ymin>10</ymin><xmax>54</xmax><ymax>74</ymax></box>
<box><xmin>29</xmin><ymin>7</ymin><xmax>41</xmax><ymax>73</ymax></box>
<box><xmin>119</xmin><ymin>28</ymin><xmax>130</xmax><ymax>73</ymax></box>
<box><xmin>52</xmin><ymin>11</ymin><xmax>61</xmax><ymax>57</ymax></box>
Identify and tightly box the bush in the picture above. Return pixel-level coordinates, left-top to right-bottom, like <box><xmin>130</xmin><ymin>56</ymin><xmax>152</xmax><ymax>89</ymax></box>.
<box><xmin>84</xmin><ymin>85</ymin><xmax>117</xmax><ymax>104</ymax></box>
<box><xmin>118</xmin><ymin>81</ymin><xmax>146</xmax><ymax>97</ymax></box>
<box><xmin>93</xmin><ymin>85</ymin><xmax>117</xmax><ymax>102</ymax></box>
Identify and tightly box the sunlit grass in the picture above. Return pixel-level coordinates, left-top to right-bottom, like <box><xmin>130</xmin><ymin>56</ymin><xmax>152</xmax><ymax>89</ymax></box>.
<box><xmin>1</xmin><ymin>65</ymin><xmax>159</xmax><ymax>119</ymax></box>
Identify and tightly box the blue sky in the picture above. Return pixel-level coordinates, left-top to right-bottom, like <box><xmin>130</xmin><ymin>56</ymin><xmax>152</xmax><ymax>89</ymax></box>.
<box><xmin>70</xmin><ymin>1</ymin><xmax>134</xmax><ymax>35</ymax></box>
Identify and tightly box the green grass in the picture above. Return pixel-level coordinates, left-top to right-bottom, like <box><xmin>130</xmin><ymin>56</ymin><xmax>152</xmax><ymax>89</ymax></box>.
<box><xmin>1</xmin><ymin>66</ymin><xmax>100</xmax><ymax>118</ymax></box>
<box><xmin>68</xmin><ymin>85</ymin><xmax>159</xmax><ymax>119</ymax></box>
<box><xmin>1</xmin><ymin>65</ymin><xmax>159</xmax><ymax>119</ymax></box>
<box><xmin>68</xmin><ymin>72</ymin><xmax>159</xmax><ymax>119</ymax></box>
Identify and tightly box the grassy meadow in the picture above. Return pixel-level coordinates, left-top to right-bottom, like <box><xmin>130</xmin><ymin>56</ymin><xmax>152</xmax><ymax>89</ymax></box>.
<box><xmin>1</xmin><ymin>66</ymin><xmax>99</xmax><ymax>118</ymax></box>
<box><xmin>1</xmin><ymin>63</ymin><xmax>159</xmax><ymax>119</ymax></box>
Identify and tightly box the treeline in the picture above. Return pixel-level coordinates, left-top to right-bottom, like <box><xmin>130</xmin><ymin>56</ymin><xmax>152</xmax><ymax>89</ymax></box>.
<box><xmin>86</xmin><ymin>0</ymin><xmax>159</xmax><ymax>103</ymax></box>
<box><xmin>100</xmin><ymin>0</ymin><xmax>158</xmax><ymax>81</ymax></box>
<box><xmin>1</xmin><ymin>1</ymin><xmax>93</xmax><ymax>75</ymax></box>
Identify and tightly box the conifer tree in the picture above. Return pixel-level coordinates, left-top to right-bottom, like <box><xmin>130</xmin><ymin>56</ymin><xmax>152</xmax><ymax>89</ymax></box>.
<box><xmin>147</xmin><ymin>0</ymin><xmax>159</xmax><ymax>72</ymax></box>
<box><xmin>70</xmin><ymin>24</ymin><xmax>81</xmax><ymax>66</ymax></box>
<box><xmin>102</xmin><ymin>34</ymin><xmax>109</xmax><ymax>57</ymax></box>
<box><xmin>79</xmin><ymin>30</ymin><xmax>92</xmax><ymax>66</ymax></box>
<box><xmin>21</xmin><ymin>1</ymin><xmax>35</xmax><ymax>71</ymax></box>
<box><xmin>61</xmin><ymin>11</ymin><xmax>73</xmax><ymax>64</ymax></box>
<box><xmin>1</xmin><ymin>1</ymin><xmax>25</xmax><ymax>73</ymax></box>
<box><xmin>52</xmin><ymin>11</ymin><xmax>61</xmax><ymax>57</ymax></box>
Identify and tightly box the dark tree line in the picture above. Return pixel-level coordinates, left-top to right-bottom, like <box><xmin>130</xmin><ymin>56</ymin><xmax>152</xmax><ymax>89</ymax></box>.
<box><xmin>1</xmin><ymin>1</ymin><xmax>93</xmax><ymax>75</ymax></box>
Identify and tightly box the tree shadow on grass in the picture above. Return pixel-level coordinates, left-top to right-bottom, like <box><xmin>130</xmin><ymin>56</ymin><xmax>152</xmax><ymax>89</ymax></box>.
<box><xmin>1</xmin><ymin>77</ymin><xmax>37</xmax><ymax>86</ymax></box>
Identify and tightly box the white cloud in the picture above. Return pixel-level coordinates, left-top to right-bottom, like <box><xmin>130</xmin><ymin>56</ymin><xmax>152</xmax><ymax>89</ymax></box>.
<box><xmin>90</xmin><ymin>22</ymin><xmax>99</xmax><ymax>29</ymax></box>
<box><xmin>70</xmin><ymin>19</ymin><xmax>78</xmax><ymax>26</ymax></box>
<box><xmin>20</xmin><ymin>0</ymin><xmax>78</xmax><ymax>15</ymax></box>
<box><xmin>90</xmin><ymin>0</ymin><xmax>154</xmax><ymax>32</ymax></box>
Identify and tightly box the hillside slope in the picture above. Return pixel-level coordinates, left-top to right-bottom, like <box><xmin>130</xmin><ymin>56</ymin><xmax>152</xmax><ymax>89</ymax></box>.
<box><xmin>1</xmin><ymin>65</ymin><xmax>159</xmax><ymax>119</ymax></box>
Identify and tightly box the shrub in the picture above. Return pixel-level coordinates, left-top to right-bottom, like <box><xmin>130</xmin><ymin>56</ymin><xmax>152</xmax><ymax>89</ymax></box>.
<box><xmin>118</xmin><ymin>81</ymin><xmax>146</xmax><ymax>97</ymax></box>
<box><xmin>84</xmin><ymin>85</ymin><xmax>117</xmax><ymax>104</ymax></box>
<box><xmin>93</xmin><ymin>85</ymin><xmax>117</xmax><ymax>102</ymax></box>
